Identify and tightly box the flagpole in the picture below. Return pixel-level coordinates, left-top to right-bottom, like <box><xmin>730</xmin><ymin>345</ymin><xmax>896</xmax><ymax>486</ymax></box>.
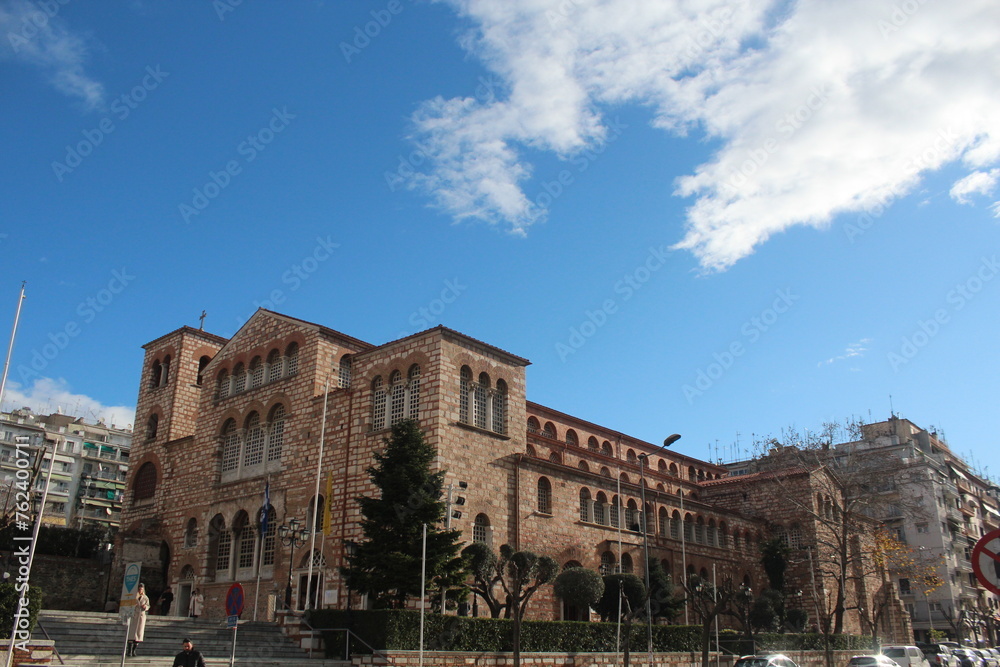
<box><xmin>305</xmin><ymin>377</ymin><xmax>330</xmax><ymax>610</ymax></box>
<box><xmin>0</xmin><ymin>282</ymin><xmax>27</xmax><ymax>413</ymax></box>
<box><xmin>253</xmin><ymin>478</ymin><xmax>270</xmax><ymax>621</ymax></box>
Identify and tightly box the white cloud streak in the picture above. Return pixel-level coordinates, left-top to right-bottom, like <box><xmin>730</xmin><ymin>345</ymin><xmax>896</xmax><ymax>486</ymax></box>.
<box><xmin>0</xmin><ymin>0</ymin><xmax>104</xmax><ymax>109</ymax></box>
<box><xmin>1</xmin><ymin>377</ymin><xmax>135</xmax><ymax>430</ymax></box>
<box><xmin>409</xmin><ymin>0</ymin><xmax>1000</xmax><ymax>270</ymax></box>
<box><xmin>819</xmin><ymin>337</ymin><xmax>872</xmax><ymax>367</ymax></box>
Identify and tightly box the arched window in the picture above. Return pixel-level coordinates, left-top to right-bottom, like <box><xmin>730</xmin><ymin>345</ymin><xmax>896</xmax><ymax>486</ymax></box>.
<box><xmin>339</xmin><ymin>355</ymin><xmax>352</xmax><ymax>389</ymax></box>
<box><xmin>627</xmin><ymin>450</ymin><xmax>638</xmax><ymax>465</ymax></box>
<box><xmin>161</xmin><ymin>355</ymin><xmax>171</xmax><ymax>385</ymax></box>
<box><xmin>389</xmin><ymin>370</ymin><xmax>405</xmax><ymax>425</ymax></box>
<box><xmin>184</xmin><ymin>518</ymin><xmax>198</xmax><ymax>548</ymax></box>
<box><xmin>684</xmin><ymin>514</ymin><xmax>694</xmax><ymax>541</ymax></box>
<box><xmin>594</xmin><ymin>492</ymin><xmax>608</xmax><ymax>525</ymax></box>
<box><xmin>542</xmin><ymin>422</ymin><xmax>556</xmax><ymax>439</ymax></box>
<box><xmin>658</xmin><ymin>460</ymin><xmax>668</xmax><ymax>474</ymax></box>
<box><xmin>133</xmin><ymin>462</ymin><xmax>157</xmax><ymax>500</ymax></box>
<box><xmin>578</xmin><ymin>461</ymin><xmax>589</xmax><ymax>472</ymax></box>
<box><xmin>261</xmin><ymin>506</ymin><xmax>276</xmax><ymax>566</ymax></box>
<box><xmin>408</xmin><ymin>364</ymin><xmax>421</xmax><ymax>420</ymax></box>
<box><xmin>733</xmin><ymin>532</ymin><xmax>741</xmax><ymax>550</ymax></box>
<box><xmin>285</xmin><ymin>343</ymin><xmax>299</xmax><ymax>376</ymax></box>
<box><xmin>579</xmin><ymin>488</ymin><xmax>592</xmax><ymax>522</ymax></box>
<box><xmin>670</xmin><ymin>510</ymin><xmax>681</xmax><ymax>539</ymax></box>
<box><xmin>220</xmin><ymin>419</ymin><xmax>240</xmax><ymax>472</ymax></box>
<box><xmin>688</xmin><ymin>466</ymin><xmax>696</xmax><ymax>481</ymax></box>
<box><xmin>492</xmin><ymin>379</ymin><xmax>507</xmax><ymax>434</ymax></box>
<box><xmin>208</xmin><ymin>514</ymin><xmax>229</xmax><ymax>580</ymax></box>
<box><xmin>149</xmin><ymin>360</ymin><xmax>162</xmax><ymax>389</ymax></box>
<box><xmin>659</xmin><ymin>507</ymin><xmax>669</xmax><ymax>536</ymax></box>
<box><xmin>708</xmin><ymin>519</ymin><xmax>717</xmax><ymax>547</ymax></box>
<box><xmin>600</xmin><ymin>466</ymin><xmax>611</xmax><ymax>478</ymax></box>
<box><xmin>146</xmin><ymin>414</ymin><xmax>159</xmax><ymax>441</ymax></box>
<box><xmin>197</xmin><ymin>355</ymin><xmax>211</xmax><ymax>386</ymax></box>
<box><xmin>695</xmin><ymin>516</ymin><xmax>705</xmax><ymax>544</ymax></box>
<box><xmin>371</xmin><ymin>376</ymin><xmax>386</xmax><ymax>430</ymax></box>
<box><xmin>626</xmin><ymin>499</ymin><xmax>639</xmax><ymax>532</ymax></box>
<box><xmin>621</xmin><ymin>553</ymin><xmax>633</xmax><ymax>574</ymax></box>
<box><xmin>460</xmin><ymin>367</ymin><xmax>472</xmax><ymax>424</ymax></box>
<box><xmin>267</xmin><ymin>404</ymin><xmax>286</xmax><ymax>462</ymax></box>
<box><xmin>549</xmin><ymin>451</ymin><xmax>562</xmax><ymax>464</ymax></box>
<box><xmin>526</xmin><ymin>444</ymin><xmax>537</xmax><ymax>457</ymax></box>
<box><xmin>719</xmin><ymin>522</ymin><xmax>729</xmax><ymax>548</ymax></box>
<box><xmin>620</xmin><ymin>472</ymin><xmax>630</xmax><ymax>484</ymax></box>
<box><xmin>527</xmin><ymin>416</ymin><xmax>540</xmax><ymax>433</ymax></box>
<box><xmin>588</xmin><ymin>436</ymin><xmax>599</xmax><ymax>451</ymax></box>
<box><xmin>789</xmin><ymin>523</ymin><xmax>803</xmax><ymax>549</ymax></box>
<box><xmin>474</xmin><ymin>373</ymin><xmax>489</xmax><ymax>429</ymax></box>
<box><xmin>599</xmin><ymin>551</ymin><xmax>616</xmax><ymax>576</ymax></box>
<box><xmin>216</xmin><ymin>369</ymin><xmax>230</xmax><ymax>399</ymax></box>
<box><xmin>473</xmin><ymin>514</ymin><xmax>491</xmax><ymax>545</ymax></box>
<box><xmin>267</xmin><ymin>349</ymin><xmax>283</xmax><ymax>383</ymax></box>
<box><xmin>249</xmin><ymin>356</ymin><xmax>264</xmax><ymax>389</ymax></box>
<box><xmin>601</xmin><ymin>441</ymin><xmax>613</xmax><ymax>457</ymax></box>
<box><xmin>565</xmin><ymin>430</ymin><xmax>578</xmax><ymax>446</ymax></box>
<box><xmin>235</xmin><ymin>511</ymin><xmax>255</xmax><ymax>571</ymax></box>
<box><xmin>231</xmin><ymin>362</ymin><xmax>246</xmax><ymax>394</ymax></box>
<box><xmin>610</xmin><ymin>495</ymin><xmax>620</xmax><ymax>528</ymax></box>
<box><xmin>669</xmin><ymin>463</ymin><xmax>679</xmax><ymax>477</ymax></box>
<box><xmin>307</xmin><ymin>495</ymin><xmax>325</xmax><ymax>532</ymax></box>
<box><xmin>243</xmin><ymin>412</ymin><xmax>264</xmax><ymax>467</ymax></box>
<box><xmin>537</xmin><ymin>477</ymin><xmax>552</xmax><ymax>514</ymax></box>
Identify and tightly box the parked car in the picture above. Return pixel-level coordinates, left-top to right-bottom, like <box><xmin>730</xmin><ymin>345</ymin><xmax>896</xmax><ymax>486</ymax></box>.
<box><xmin>849</xmin><ymin>655</ymin><xmax>902</xmax><ymax>667</ymax></box>
<box><xmin>970</xmin><ymin>649</ymin><xmax>997</xmax><ymax>667</ymax></box>
<box><xmin>735</xmin><ymin>655</ymin><xmax>801</xmax><ymax>667</ymax></box>
<box><xmin>951</xmin><ymin>648</ymin><xmax>985</xmax><ymax>667</ymax></box>
<box><xmin>882</xmin><ymin>646</ymin><xmax>932</xmax><ymax>667</ymax></box>
<box><xmin>921</xmin><ymin>643</ymin><xmax>959</xmax><ymax>667</ymax></box>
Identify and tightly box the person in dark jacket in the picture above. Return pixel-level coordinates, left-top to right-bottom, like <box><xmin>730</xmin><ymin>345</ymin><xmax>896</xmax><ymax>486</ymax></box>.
<box><xmin>172</xmin><ymin>638</ymin><xmax>206</xmax><ymax>667</ymax></box>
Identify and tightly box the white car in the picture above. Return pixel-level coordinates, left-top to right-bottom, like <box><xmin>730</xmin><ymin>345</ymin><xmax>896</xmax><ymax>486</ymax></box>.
<box><xmin>849</xmin><ymin>655</ymin><xmax>902</xmax><ymax>667</ymax></box>
<box><xmin>882</xmin><ymin>646</ymin><xmax>932</xmax><ymax>667</ymax></box>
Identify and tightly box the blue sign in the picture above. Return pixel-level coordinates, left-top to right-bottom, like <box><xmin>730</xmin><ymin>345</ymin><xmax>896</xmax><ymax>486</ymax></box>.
<box><xmin>225</xmin><ymin>583</ymin><xmax>244</xmax><ymax>616</ymax></box>
<box><xmin>123</xmin><ymin>564</ymin><xmax>140</xmax><ymax>593</ymax></box>
<box><xmin>226</xmin><ymin>615</ymin><xmax>239</xmax><ymax>628</ymax></box>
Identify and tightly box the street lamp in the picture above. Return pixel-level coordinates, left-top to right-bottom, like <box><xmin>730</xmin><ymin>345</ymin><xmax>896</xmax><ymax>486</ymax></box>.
<box><xmin>278</xmin><ymin>518</ymin><xmax>310</xmax><ymax>609</ymax></box>
<box><xmin>637</xmin><ymin>433</ymin><xmax>682</xmax><ymax>667</ymax></box>
<box><xmin>343</xmin><ymin>540</ymin><xmax>358</xmax><ymax>612</ymax></box>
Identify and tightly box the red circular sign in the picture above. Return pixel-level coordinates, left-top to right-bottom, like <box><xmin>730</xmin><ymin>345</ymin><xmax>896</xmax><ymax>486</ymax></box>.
<box><xmin>971</xmin><ymin>528</ymin><xmax>1000</xmax><ymax>597</ymax></box>
<box><xmin>225</xmin><ymin>583</ymin><xmax>245</xmax><ymax>616</ymax></box>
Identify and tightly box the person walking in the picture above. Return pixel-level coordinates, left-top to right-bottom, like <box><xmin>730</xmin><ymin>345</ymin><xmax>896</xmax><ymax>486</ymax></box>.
<box><xmin>159</xmin><ymin>586</ymin><xmax>174</xmax><ymax>615</ymax></box>
<box><xmin>172</xmin><ymin>638</ymin><xmax>206</xmax><ymax>667</ymax></box>
<box><xmin>188</xmin><ymin>588</ymin><xmax>204</xmax><ymax>618</ymax></box>
<box><xmin>128</xmin><ymin>583</ymin><xmax>150</xmax><ymax>657</ymax></box>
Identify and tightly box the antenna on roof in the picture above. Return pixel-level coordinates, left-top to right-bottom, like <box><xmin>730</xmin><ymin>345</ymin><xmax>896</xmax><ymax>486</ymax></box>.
<box><xmin>889</xmin><ymin>394</ymin><xmax>895</xmax><ymax>418</ymax></box>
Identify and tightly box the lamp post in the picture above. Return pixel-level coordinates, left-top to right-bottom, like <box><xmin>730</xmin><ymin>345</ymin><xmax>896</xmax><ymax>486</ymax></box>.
<box><xmin>278</xmin><ymin>518</ymin><xmax>310</xmax><ymax>610</ymax></box>
<box><xmin>343</xmin><ymin>540</ymin><xmax>358</xmax><ymax>612</ymax></box>
<box><xmin>637</xmin><ymin>433</ymin><xmax>682</xmax><ymax>667</ymax></box>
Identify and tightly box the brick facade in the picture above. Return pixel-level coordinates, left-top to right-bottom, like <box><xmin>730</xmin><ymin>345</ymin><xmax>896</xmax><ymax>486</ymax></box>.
<box><xmin>115</xmin><ymin>309</ymin><xmax>905</xmax><ymax>642</ymax></box>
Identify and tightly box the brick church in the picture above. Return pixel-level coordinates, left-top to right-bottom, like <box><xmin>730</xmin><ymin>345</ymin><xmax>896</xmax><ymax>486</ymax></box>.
<box><xmin>115</xmin><ymin>309</ymin><xmax>909</xmax><ymax>640</ymax></box>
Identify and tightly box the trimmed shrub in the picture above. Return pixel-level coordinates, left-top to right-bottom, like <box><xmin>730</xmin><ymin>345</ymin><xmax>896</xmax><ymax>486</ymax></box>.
<box><xmin>0</xmin><ymin>583</ymin><xmax>43</xmax><ymax>639</ymax></box>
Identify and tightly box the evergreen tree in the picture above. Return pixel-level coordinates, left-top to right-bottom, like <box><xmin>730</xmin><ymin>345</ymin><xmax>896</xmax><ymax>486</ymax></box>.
<box><xmin>342</xmin><ymin>419</ymin><xmax>466</xmax><ymax>608</ymax></box>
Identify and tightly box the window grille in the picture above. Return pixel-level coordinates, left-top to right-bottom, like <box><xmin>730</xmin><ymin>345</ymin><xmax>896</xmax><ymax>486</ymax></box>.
<box><xmin>243</xmin><ymin>413</ymin><xmax>264</xmax><ymax>467</ymax></box>
<box><xmin>221</xmin><ymin>421</ymin><xmax>240</xmax><ymax>472</ymax></box>
<box><xmin>267</xmin><ymin>405</ymin><xmax>285</xmax><ymax>462</ymax></box>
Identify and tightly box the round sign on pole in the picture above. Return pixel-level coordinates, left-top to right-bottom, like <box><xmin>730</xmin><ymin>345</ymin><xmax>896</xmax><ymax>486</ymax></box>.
<box><xmin>971</xmin><ymin>528</ymin><xmax>1000</xmax><ymax>596</ymax></box>
<box><xmin>226</xmin><ymin>583</ymin><xmax>245</xmax><ymax>617</ymax></box>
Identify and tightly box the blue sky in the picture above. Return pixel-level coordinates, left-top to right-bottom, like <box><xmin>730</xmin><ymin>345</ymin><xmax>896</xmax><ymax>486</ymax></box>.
<box><xmin>1</xmin><ymin>1</ymin><xmax>999</xmax><ymax>480</ymax></box>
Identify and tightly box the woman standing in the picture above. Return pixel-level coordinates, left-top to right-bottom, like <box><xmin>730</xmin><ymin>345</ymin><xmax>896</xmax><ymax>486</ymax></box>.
<box><xmin>128</xmin><ymin>583</ymin><xmax>150</xmax><ymax>657</ymax></box>
<box><xmin>188</xmin><ymin>588</ymin><xmax>204</xmax><ymax>619</ymax></box>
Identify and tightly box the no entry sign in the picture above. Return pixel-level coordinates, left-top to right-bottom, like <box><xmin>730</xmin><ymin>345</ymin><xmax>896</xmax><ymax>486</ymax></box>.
<box><xmin>971</xmin><ymin>528</ymin><xmax>1000</xmax><ymax>596</ymax></box>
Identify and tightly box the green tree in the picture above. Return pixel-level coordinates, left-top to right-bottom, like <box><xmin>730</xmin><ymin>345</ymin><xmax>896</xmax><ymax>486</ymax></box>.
<box><xmin>595</xmin><ymin>573</ymin><xmax>646</xmax><ymax>667</ymax></box>
<box><xmin>686</xmin><ymin>574</ymin><xmax>738</xmax><ymax>667</ymax></box>
<box><xmin>646</xmin><ymin>558</ymin><xmax>685</xmax><ymax>622</ymax></box>
<box><xmin>760</xmin><ymin>537</ymin><xmax>790</xmax><ymax>592</ymax></box>
<box><xmin>461</xmin><ymin>542</ymin><xmax>505</xmax><ymax>618</ymax></box>
<box><xmin>553</xmin><ymin>567</ymin><xmax>604</xmax><ymax>621</ymax></box>
<box><xmin>497</xmin><ymin>545</ymin><xmax>557</xmax><ymax>667</ymax></box>
<box><xmin>749</xmin><ymin>588</ymin><xmax>785</xmax><ymax>632</ymax></box>
<box><xmin>0</xmin><ymin>583</ymin><xmax>42</xmax><ymax>640</ymax></box>
<box><xmin>342</xmin><ymin>419</ymin><xmax>466</xmax><ymax>609</ymax></box>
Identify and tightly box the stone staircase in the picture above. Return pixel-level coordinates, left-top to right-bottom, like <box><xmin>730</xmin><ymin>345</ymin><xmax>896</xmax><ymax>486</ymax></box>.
<box><xmin>33</xmin><ymin>610</ymin><xmax>350</xmax><ymax>667</ymax></box>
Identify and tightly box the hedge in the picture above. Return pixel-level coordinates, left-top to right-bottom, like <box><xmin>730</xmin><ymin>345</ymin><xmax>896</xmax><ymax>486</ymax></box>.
<box><xmin>0</xmin><ymin>583</ymin><xmax>43</xmax><ymax>639</ymax></box>
<box><xmin>306</xmin><ymin>609</ymin><xmax>702</xmax><ymax>658</ymax></box>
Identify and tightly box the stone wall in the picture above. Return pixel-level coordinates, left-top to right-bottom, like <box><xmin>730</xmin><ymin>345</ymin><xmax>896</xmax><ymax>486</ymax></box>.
<box><xmin>22</xmin><ymin>554</ymin><xmax>111</xmax><ymax>611</ymax></box>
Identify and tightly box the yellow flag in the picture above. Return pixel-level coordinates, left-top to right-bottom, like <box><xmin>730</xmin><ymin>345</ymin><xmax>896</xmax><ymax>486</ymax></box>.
<box><xmin>322</xmin><ymin>471</ymin><xmax>333</xmax><ymax>534</ymax></box>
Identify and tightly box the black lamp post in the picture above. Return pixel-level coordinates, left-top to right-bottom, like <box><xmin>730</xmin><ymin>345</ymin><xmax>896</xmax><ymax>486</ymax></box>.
<box><xmin>343</xmin><ymin>540</ymin><xmax>358</xmax><ymax>612</ymax></box>
<box><xmin>278</xmin><ymin>518</ymin><xmax>309</xmax><ymax>609</ymax></box>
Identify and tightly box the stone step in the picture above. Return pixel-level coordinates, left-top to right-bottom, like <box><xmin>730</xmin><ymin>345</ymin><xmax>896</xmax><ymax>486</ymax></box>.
<box><xmin>35</xmin><ymin>610</ymin><xmax>321</xmax><ymax>663</ymax></box>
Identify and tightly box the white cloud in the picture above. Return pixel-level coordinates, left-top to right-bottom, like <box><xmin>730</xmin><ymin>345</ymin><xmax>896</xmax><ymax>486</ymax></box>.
<box><xmin>0</xmin><ymin>0</ymin><xmax>104</xmax><ymax>109</ymax></box>
<box><xmin>819</xmin><ymin>338</ymin><xmax>872</xmax><ymax>367</ymax></box>
<box><xmin>410</xmin><ymin>0</ymin><xmax>1000</xmax><ymax>270</ymax></box>
<box><xmin>950</xmin><ymin>169</ymin><xmax>1000</xmax><ymax>208</ymax></box>
<box><xmin>1</xmin><ymin>377</ymin><xmax>135</xmax><ymax>430</ymax></box>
